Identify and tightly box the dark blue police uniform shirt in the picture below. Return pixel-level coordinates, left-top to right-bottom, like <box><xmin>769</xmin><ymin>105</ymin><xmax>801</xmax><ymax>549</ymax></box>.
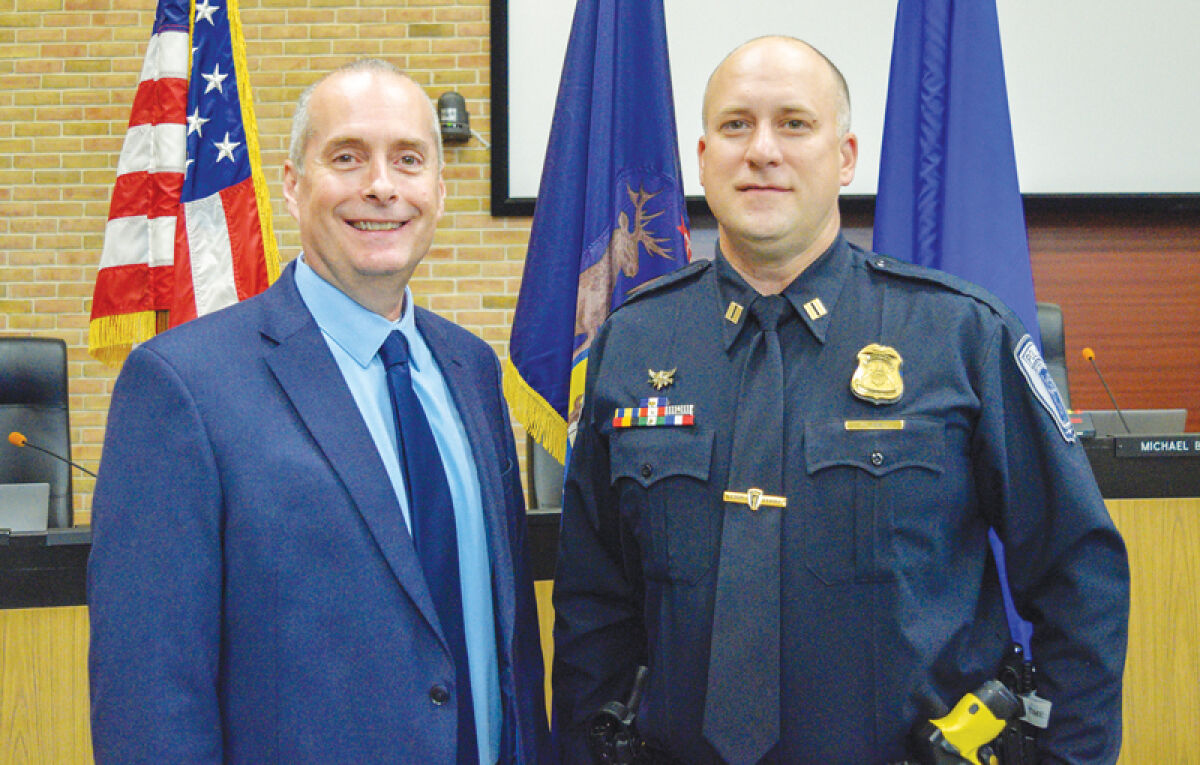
<box><xmin>552</xmin><ymin>234</ymin><xmax>1129</xmax><ymax>764</ymax></box>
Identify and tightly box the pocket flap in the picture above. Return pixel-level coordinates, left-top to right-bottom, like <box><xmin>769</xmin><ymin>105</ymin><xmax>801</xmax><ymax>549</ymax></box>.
<box><xmin>805</xmin><ymin>417</ymin><xmax>944</xmax><ymax>477</ymax></box>
<box><xmin>610</xmin><ymin>427</ymin><xmax>714</xmax><ymax>488</ymax></box>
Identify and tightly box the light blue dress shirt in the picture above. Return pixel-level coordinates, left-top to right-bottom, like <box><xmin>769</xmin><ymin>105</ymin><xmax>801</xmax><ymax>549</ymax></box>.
<box><xmin>294</xmin><ymin>257</ymin><xmax>501</xmax><ymax>764</ymax></box>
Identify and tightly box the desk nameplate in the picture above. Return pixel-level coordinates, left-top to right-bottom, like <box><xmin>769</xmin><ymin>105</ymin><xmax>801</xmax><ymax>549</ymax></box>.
<box><xmin>1114</xmin><ymin>435</ymin><xmax>1200</xmax><ymax>458</ymax></box>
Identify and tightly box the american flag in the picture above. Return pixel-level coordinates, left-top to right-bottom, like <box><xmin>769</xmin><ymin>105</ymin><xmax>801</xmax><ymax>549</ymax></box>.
<box><xmin>89</xmin><ymin>0</ymin><xmax>278</xmax><ymax>365</ymax></box>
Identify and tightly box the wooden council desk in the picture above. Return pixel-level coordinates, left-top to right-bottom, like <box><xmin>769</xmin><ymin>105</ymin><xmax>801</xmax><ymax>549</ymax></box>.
<box><xmin>0</xmin><ymin>528</ymin><xmax>91</xmax><ymax>763</ymax></box>
<box><xmin>3</xmin><ymin>437</ymin><xmax>1196</xmax><ymax>763</ymax></box>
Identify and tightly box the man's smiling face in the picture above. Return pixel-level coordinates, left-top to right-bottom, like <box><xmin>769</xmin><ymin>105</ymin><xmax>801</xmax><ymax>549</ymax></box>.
<box><xmin>698</xmin><ymin>37</ymin><xmax>856</xmax><ymax>267</ymax></box>
<box><xmin>283</xmin><ymin>68</ymin><xmax>445</xmax><ymax>318</ymax></box>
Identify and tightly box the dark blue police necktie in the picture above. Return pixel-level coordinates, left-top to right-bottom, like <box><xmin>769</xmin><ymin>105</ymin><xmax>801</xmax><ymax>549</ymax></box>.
<box><xmin>703</xmin><ymin>295</ymin><xmax>787</xmax><ymax>765</ymax></box>
<box><xmin>379</xmin><ymin>330</ymin><xmax>478</xmax><ymax>765</ymax></box>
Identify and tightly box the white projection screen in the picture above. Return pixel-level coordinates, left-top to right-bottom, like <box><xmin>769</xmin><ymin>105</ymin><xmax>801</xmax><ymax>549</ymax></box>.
<box><xmin>491</xmin><ymin>0</ymin><xmax>1200</xmax><ymax>215</ymax></box>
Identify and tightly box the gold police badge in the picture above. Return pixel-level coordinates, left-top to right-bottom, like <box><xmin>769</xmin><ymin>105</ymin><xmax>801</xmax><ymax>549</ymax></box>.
<box><xmin>851</xmin><ymin>344</ymin><xmax>904</xmax><ymax>404</ymax></box>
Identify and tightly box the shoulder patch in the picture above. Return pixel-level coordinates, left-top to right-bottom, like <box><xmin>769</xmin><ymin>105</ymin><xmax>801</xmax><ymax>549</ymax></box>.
<box><xmin>621</xmin><ymin>259</ymin><xmax>711</xmax><ymax>307</ymax></box>
<box><xmin>1014</xmin><ymin>334</ymin><xmax>1075</xmax><ymax>443</ymax></box>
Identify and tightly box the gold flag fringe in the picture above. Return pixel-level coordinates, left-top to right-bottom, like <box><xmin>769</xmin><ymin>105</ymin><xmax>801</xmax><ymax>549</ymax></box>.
<box><xmin>87</xmin><ymin>311</ymin><xmax>161</xmax><ymax>368</ymax></box>
<box><xmin>227</xmin><ymin>0</ymin><xmax>281</xmax><ymax>284</ymax></box>
<box><xmin>502</xmin><ymin>357</ymin><xmax>567</xmax><ymax>465</ymax></box>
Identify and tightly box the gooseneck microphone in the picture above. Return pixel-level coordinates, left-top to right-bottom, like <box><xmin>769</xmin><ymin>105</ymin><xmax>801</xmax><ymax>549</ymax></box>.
<box><xmin>1080</xmin><ymin>348</ymin><xmax>1131</xmax><ymax>434</ymax></box>
<box><xmin>7</xmin><ymin>431</ymin><xmax>97</xmax><ymax>478</ymax></box>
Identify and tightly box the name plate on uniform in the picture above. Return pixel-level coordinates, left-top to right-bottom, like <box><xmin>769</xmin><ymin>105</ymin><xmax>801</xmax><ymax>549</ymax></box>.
<box><xmin>1113</xmin><ymin>435</ymin><xmax>1200</xmax><ymax>458</ymax></box>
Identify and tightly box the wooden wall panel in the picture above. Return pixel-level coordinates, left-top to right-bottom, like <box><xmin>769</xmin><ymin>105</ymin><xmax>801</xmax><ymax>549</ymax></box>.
<box><xmin>1027</xmin><ymin>214</ymin><xmax>1200</xmax><ymax>432</ymax></box>
<box><xmin>0</xmin><ymin>606</ymin><xmax>92</xmax><ymax>764</ymax></box>
<box><xmin>535</xmin><ymin>579</ymin><xmax>554</xmax><ymax>719</ymax></box>
<box><xmin>1109</xmin><ymin>497</ymin><xmax>1200</xmax><ymax>764</ymax></box>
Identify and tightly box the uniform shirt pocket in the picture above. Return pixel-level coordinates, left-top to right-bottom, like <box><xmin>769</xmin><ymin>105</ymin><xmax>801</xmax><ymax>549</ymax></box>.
<box><xmin>610</xmin><ymin>427</ymin><xmax>716</xmax><ymax>584</ymax></box>
<box><xmin>802</xmin><ymin>418</ymin><xmax>945</xmax><ymax>584</ymax></box>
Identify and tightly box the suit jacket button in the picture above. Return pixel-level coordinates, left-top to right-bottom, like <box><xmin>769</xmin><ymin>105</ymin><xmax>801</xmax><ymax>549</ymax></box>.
<box><xmin>430</xmin><ymin>685</ymin><xmax>450</xmax><ymax>705</ymax></box>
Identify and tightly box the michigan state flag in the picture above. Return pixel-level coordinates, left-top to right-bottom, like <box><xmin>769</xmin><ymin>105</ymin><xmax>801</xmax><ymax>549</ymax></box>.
<box><xmin>503</xmin><ymin>0</ymin><xmax>690</xmax><ymax>464</ymax></box>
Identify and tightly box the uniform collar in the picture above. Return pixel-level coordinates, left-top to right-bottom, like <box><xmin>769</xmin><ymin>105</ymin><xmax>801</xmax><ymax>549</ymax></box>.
<box><xmin>714</xmin><ymin>234</ymin><xmax>852</xmax><ymax>351</ymax></box>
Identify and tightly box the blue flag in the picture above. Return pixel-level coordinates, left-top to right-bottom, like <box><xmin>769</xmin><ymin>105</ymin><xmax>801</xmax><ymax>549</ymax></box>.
<box><xmin>873</xmin><ymin>0</ymin><xmax>1039</xmax><ymax>347</ymax></box>
<box><xmin>874</xmin><ymin>0</ymin><xmax>1036</xmax><ymax>657</ymax></box>
<box><xmin>503</xmin><ymin>0</ymin><xmax>690</xmax><ymax>464</ymax></box>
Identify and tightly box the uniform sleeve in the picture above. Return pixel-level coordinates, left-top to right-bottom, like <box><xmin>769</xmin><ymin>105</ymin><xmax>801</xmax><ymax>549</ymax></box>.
<box><xmin>551</xmin><ymin>325</ymin><xmax>647</xmax><ymax>764</ymax></box>
<box><xmin>87</xmin><ymin>346</ymin><xmax>225</xmax><ymax>764</ymax></box>
<box><xmin>972</xmin><ymin>317</ymin><xmax>1129</xmax><ymax>764</ymax></box>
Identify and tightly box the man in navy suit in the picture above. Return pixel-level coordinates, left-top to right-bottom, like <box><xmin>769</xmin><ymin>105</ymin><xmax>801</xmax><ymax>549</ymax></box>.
<box><xmin>88</xmin><ymin>59</ymin><xmax>548</xmax><ymax>763</ymax></box>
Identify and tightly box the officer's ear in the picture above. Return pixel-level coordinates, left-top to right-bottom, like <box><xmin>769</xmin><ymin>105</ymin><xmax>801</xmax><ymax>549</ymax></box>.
<box><xmin>839</xmin><ymin>131</ymin><xmax>858</xmax><ymax>187</ymax></box>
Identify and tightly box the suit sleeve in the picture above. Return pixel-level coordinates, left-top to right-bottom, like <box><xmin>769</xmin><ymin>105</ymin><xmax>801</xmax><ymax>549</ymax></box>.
<box><xmin>488</xmin><ymin>352</ymin><xmax>551</xmax><ymax>763</ymax></box>
<box><xmin>972</xmin><ymin>317</ymin><xmax>1129</xmax><ymax>764</ymax></box>
<box><xmin>88</xmin><ymin>346</ymin><xmax>224</xmax><ymax>764</ymax></box>
<box><xmin>551</xmin><ymin>324</ymin><xmax>647</xmax><ymax>763</ymax></box>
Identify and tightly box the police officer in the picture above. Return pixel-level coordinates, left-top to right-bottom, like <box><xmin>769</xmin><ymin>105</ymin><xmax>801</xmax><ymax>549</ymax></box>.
<box><xmin>551</xmin><ymin>36</ymin><xmax>1129</xmax><ymax>764</ymax></box>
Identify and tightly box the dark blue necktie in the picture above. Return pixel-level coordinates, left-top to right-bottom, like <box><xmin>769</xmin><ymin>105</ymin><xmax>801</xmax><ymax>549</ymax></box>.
<box><xmin>703</xmin><ymin>295</ymin><xmax>788</xmax><ymax>765</ymax></box>
<box><xmin>379</xmin><ymin>330</ymin><xmax>478</xmax><ymax>764</ymax></box>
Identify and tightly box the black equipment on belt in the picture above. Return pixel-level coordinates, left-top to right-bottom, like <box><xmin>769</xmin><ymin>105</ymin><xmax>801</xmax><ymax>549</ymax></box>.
<box><xmin>587</xmin><ymin>666</ymin><xmax>651</xmax><ymax>764</ymax></box>
<box><xmin>992</xmin><ymin>643</ymin><xmax>1041</xmax><ymax>765</ymax></box>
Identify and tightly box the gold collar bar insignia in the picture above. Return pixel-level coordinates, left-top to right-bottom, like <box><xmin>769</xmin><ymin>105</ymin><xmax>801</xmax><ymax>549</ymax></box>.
<box><xmin>803</xmin><ymin>297</ymin><xmax>827</xmax><ymax>320</ymax></box>
<box><xmin>725</xmin><ymin>301</ymin><xmax>744</xmax><ymax>324</ymax></box>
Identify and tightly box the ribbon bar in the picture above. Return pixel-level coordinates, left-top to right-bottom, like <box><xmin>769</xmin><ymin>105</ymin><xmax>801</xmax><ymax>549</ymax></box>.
<box><xmin>612</xmin><ymin>398</ymin><xmax>696</xmax><ymax>428</ymax></box>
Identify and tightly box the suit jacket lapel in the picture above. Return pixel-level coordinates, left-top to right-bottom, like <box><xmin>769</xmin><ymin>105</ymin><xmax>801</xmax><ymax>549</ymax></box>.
<box><xmin>417</xmin><ymin>310</ymin><xmax>518</xmax><ymax>655</ymax></box>
<box><xmin>259</xmin><ymin>265</ymin><xmax>443</xmax><ymax>634</ymax></box>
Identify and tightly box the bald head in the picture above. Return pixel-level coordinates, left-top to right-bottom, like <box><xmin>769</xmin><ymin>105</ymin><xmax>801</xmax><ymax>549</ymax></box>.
<box><xmin>702</xmin><ymin>36</ymin><xmax>851</xmax><ymax>137</ymax></box>
<box><xmin>696</xmin><ymin>33</ymin><xmax>858</xmax><ymax>285</ymax></box>
<box><xmin>288</xmin><ymin>58</ymin><xmax>443</xmax><ymax>173</ymax></box>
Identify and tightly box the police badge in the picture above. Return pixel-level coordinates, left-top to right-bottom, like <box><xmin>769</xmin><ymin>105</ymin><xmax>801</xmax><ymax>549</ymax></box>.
<box><xmin>851</xmin><ymin>343</ymin><xmax>904</xmax><ymax>404</ymax></box>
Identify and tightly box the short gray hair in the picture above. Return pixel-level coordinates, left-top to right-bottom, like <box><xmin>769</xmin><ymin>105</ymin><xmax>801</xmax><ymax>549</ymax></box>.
<box><xmin>287</xmin><ymin>58</ymin><xmax>444</xmax><ymax>173</ymax></box>
<box><xmin>702</xmin><ymin>36</ymin><xmax>852</xmax><ymax>138</ymax></box>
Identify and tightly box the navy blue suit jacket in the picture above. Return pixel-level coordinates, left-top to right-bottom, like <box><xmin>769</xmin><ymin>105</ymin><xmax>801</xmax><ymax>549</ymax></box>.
<box><xmin>88</xmin><ymin>262</ymin><xmax>548</xmax><ymax>763</ymax></box>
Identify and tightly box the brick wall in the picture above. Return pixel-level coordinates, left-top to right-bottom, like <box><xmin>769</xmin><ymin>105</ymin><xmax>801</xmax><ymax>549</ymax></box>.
<box><xmin>0</xmin><ymin>0</ymin><xmax>533</xmax><ymax>522</ymax></box>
